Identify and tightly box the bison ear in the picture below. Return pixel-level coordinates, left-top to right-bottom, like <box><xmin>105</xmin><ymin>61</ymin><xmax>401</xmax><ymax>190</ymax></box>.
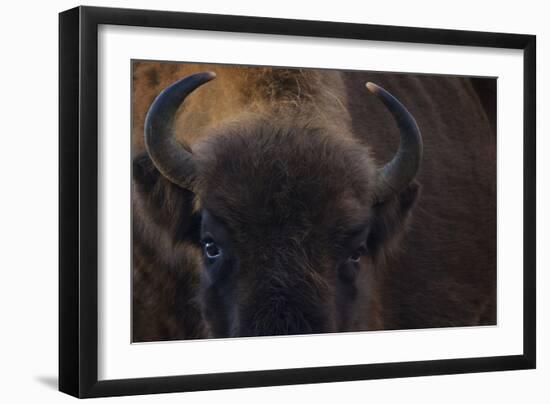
<box><xmin>133</xmin><ymin>152</ymin><xmax>201</xmax><ymax>245</ymax></box>
<box><xmin>367</xmin><ymin>181</ymin><xmax>420</xmax><ymax>257</ymax></box>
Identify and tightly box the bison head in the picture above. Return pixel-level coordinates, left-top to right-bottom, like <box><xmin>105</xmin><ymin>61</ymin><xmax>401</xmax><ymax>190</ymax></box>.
<box><xmin>138</xmin><ymin>71</ymin><xmax>422</xmax><ymax>337</ymax></box>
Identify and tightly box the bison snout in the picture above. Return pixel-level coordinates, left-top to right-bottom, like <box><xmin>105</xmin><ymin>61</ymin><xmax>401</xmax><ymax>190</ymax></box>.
<box><xmin>237</xmin><ymin>292</ymin><xmax>333</xmax><ymax>337</ymax></box>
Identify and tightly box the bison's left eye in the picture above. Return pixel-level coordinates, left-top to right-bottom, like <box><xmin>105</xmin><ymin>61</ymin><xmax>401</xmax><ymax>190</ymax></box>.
<box><xmin>203</xmin><ymin>239</ymin><xmax>222</xmax><ymax>260</ymax></box>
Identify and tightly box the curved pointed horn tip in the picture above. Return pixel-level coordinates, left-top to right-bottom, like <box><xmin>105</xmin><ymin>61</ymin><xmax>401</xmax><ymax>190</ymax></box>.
<box><xmin>366</xmin><ymin>82</ymin><xmax>380</xmax><ymax>94</ymax></box>
<box><xmin>198</xmin><ymin>71</ymin><xmax>217</xmax><ymax>82</ymax></box>
<box><xmin>186</xmin><ymin>71</ymin><xmax>217</xmax><ymax>84</ymax></box>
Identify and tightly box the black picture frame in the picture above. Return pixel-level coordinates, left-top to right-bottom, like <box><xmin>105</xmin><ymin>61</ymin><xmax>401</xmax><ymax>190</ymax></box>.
<box><xmin>59</xmin><ymin>5</ymin><xmax>536</xmax><ymax>398</ymax></box>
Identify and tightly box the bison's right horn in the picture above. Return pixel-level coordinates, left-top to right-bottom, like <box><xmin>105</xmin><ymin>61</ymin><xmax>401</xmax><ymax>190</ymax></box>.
<box><xmin>366</xmin><ymin>82</ymin><xmax>423</xmax><ymax>203</ymax></box>
<box><xmin>144</xmin><ymin>71</ymin><xmax>217</xmax><ymax>191</ymax></box>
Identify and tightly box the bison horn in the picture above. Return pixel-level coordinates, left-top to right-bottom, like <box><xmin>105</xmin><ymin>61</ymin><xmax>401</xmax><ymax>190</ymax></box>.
<box><xmin>144</xmin><ymin>71</ymin><xmax>217</xmax><ymax>191</ymax></box>
<box><xmin>366</xmin><ymin>82</ymin><xmax>423</xmax><ymax>203</ymax></box>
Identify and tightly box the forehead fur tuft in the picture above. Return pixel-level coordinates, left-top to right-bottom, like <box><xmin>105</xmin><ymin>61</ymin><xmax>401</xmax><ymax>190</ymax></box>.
<box><xmin>193</xmin><ymin>117</ymin><xmax>376</xmax><ymax>239</ymax></box>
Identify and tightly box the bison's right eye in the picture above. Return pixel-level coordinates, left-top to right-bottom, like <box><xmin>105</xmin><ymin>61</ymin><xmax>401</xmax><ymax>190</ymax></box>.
<box><xmin>203</xmin><ymin>239</ymin><xmax>222</xmax><ymax>260</ymax></box>
<box><xmin>347</xmin><ymin>244</ymin><xmax>367</xmax><ymax>263</ymax></box>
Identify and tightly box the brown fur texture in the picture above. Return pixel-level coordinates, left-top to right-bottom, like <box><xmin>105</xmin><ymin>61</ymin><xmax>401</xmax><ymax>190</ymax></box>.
<box><xmin>132</xmin><ymin>61</ymin><xmax>496</xmax><ymax>341</ymax></box>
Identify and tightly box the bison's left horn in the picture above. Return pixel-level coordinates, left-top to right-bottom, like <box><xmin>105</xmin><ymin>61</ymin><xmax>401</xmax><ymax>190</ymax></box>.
<box><xmin>366</xmin><ymin>82</ymin><xmax>423</xmax><ymax>203</ymax></box>
<box><xmin>144</xmin><ymin>71</ymin><xmax>217</xmax><ymax>191</ymax></box>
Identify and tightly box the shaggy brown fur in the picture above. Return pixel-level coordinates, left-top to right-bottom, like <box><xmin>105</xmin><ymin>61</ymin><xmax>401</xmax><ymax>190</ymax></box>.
<box><xmin>132</xmin><ymin>61</ymin><xmax>496</xmax><ymax>341</ymax></box>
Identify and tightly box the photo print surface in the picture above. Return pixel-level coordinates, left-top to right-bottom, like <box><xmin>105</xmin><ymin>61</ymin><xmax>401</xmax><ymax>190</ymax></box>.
<box><xmin>131</xmin><ymin>61</ymin><xmax>496</xmax><ymax>342</ymax></box>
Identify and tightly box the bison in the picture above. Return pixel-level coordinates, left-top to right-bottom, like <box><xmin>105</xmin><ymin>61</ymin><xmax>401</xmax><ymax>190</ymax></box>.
<box><xmin>131</xmin><ymin>63</ymin><xmax>496</xmax><ymax>341</ymax></box>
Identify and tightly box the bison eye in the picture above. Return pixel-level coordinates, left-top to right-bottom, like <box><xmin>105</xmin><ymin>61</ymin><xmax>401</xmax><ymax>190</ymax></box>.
<box><xmin>348</xmin><ymin>245</ymin><xmax>367</xmax><ymax>263</ymax></box>
<box><xmin>203</xmin><ymin>239</ymin><xmax>222</xmax><ymax>260</ymax></box>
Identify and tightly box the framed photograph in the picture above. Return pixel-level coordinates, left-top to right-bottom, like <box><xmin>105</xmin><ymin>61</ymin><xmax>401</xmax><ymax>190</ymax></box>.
<box><xmin>59</xmin><ymin>6</ymin><xmax>536</xmax><ymax>398</ymax></box>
